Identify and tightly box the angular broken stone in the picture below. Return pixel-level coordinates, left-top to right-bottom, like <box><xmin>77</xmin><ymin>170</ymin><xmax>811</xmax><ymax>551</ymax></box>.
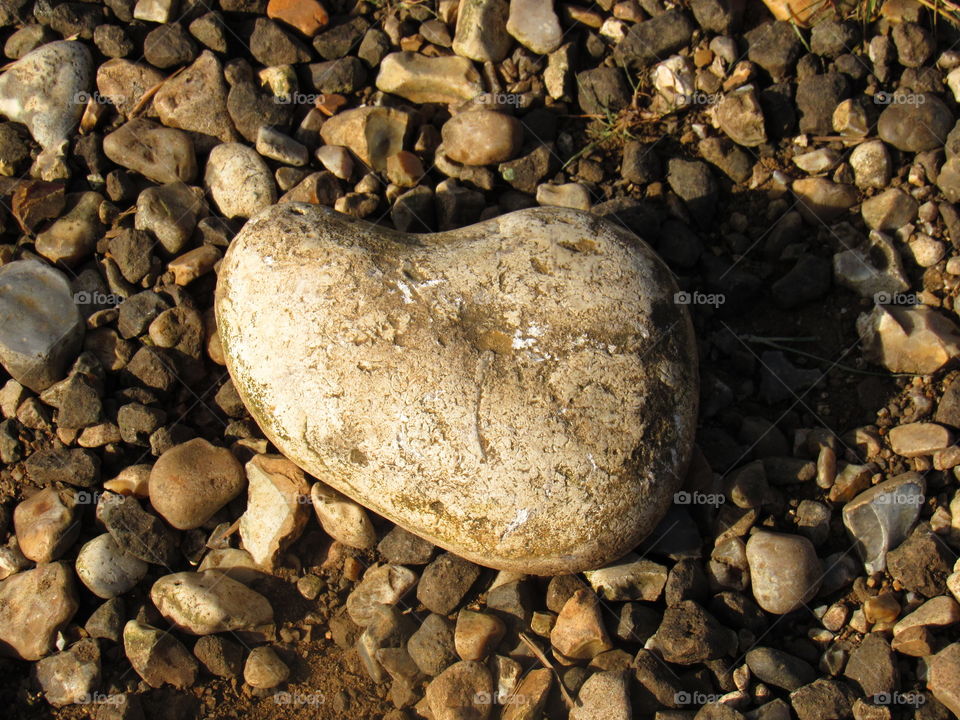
<box><xmin>33</xmin><ymin>638</ymin><xmax>100</xmax><ymax>707</ymax></box>
<box><xmin>842</xmin><ymin>472</ymin><xmax>925</xmax><ymax>574</ymax></box>
<box><xmin>376</xmin><ymin>52</ymin><xmax>484</xmax><ymax>105</ymax></box>
<box><xmin>832</xmin><ymin>231</ymin><xmax>909</xmax><ymax>299</ymax></box>
<box><xmin>123</xmin><ymin>619</ymin><xmax>197</xmax><ymax>689</ymax></box>
<box><xmin>0</xmin><ymin>41</ymin><xmax>92</xmax><ymax>177</ymax></box>
<box><xmin>452</xmin><ymin>0</ymin><xmax>511</xmax><ymax>62</ymax></box>
<box><xmin>153</xmin><ymin>50</ymin><xmax>236</xmax><ymax>143</ymax></box>
<box><xmin>550</xmin><ymin>588</ymin><xmax>613</xmax><ymax>660</ymax></box>
<box><xmin>857</xmin><ymin>304</ymin><xmax>960</xmax><ymax>374</ymax></box>
<box><xmin>215</xmin><ymin>204</ymin><xmax>698</xmax><ymax>574</ymax></box>
<box><xmin>238</xmin><ymin>454</ymin><xmax>311</xmax><ymax>570</ymax></box>
<box><xmin>346</xmin><ymin>563</ymin><xmax>419</xmax><ymax>627</ymax></box>
<box><xmin>13</xmin><ymin>486</ymin><xmax>79</xmax><ymax>563</ymax></box>
<box><xmin>150</xmin><ymin>570</ymin><xmax>274</xmax><ymax>635</ymax></box>
<box><xmin>318</xmin><ymin>106</ymin><xmax>412</xmax><ymax>171</ymax></box>
<box><xmin>583</xmin><ymin>553</ymin><xmax>668</xmax><ymax>602</ymax></box>
<box><xmin>0</xmin><ymin>260</ymin><xmax>84</xmax><ymax>392</ymax></box>
<box><xmin>928</xmin><ymin>642</ymin><xmax>960</xmax><ymax>716</ymax></box>
<box><xmin>0</xmin><ymin>562</ymin><xmax>78</xmax><ymax>660</ymax></box>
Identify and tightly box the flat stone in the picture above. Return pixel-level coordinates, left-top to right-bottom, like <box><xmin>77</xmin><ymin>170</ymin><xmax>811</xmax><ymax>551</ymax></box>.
<box><xmin>103</xmin><ymin>118</ymin><xmax>197</xmax><ymax>184</ymax></box>
<box><xmin>418</xmin><ymin>552</ymin><xmax>482</xmax><ymax>615</ymax></box>
<box><xmin>501</xmin><ymin>667</ymin><xmax>551</xmax><ymax>719</ymax></box>
<box><xmin>151</xmin><ymin>570</ymin><xmax>274</xmax><ymax>635</ymax></box>
<box><xmin>0</xmin><ymin>260</ymin><xmax>83</xmax><ymax>392</ymax></box>
<box><xmin>318</xmin><ymin>106</ymin><xmax>412</xmax><ymax>171</ymax></box>
<box><xmin>96</xmin><ymin>59</ymin><xmax>163</xmax><ymax>117</ymax></box>
<box><xmin>857</xmin><ymin>304</ymin><xmax>960</xmax><ymax>374</ymax></box>
<box><xmin>75</xmin><ymin>532</ymin><xmax>148</xmax><ymax>599</ymax></box>
<box><xmin>790</xmin><ymin>679</ymin><xmax>856</xmax><ymax>720</ymax></box>
<box><xmin>311</xmin><ymin>480</ymin><xmax>376</xmax><ymax>549</ymax></box>
<box><xmin>746</xmin><ymin>647</ymin><xmax>816</xmax><ymax>691</ymax></box>
<box><xmin>123</xmin><ymin>620</ymin><xmax>197</xmax><ymax>689</ymax></box>
<box><xmin>149</xmin><ymin>438</ymin><xmax>245</xmax><ymax>530</ymax></box>
<box><xmin>193</xmin><ymin>635</ymin><xmax>243</xmax><ymax>678</ymax></box>
<box><xmin>0</xmin><ymin>563</ymin><xmax>77</xmax><ymax>661</ymax></box>
<box><xmin>507</xmin><ymin>0</ymin><xmax>562</xmax><ymax>54</ymax></box>
<box><xmin>745</xmin><ymin>531</ymin><xmax>821</xmax><ymax>614</ymax></box>
<box><xmin>267</xmin><ymin>0</ymin><xmax>328</xmax><ymax>36</ymax></box>
<box><xmin>844</xmin><ymin>634</ymin><xmax>896</xmax><ymax>697</ymax></box>
<box><xmin>100</xmin><ymin>495</ymin><xmax>180</xmax><ymax>567</ymax></box>
<box><xmin>408</xmin><ymin>613</ymin><xmax>457</xmax><ymax>677</ymax></box>
<box><xmin>887</xmin><ymin>524</ymin><xmax>953</xmax><ymax>597</ymax></box>
<box><xmin>894</xmin><ymin>596</ymin><xmax>960</xmax><ymax>636</ymax></box>
<box><xmin>377</xmin><ymin>52</ymin><xmax>483</xmax><ymax>105</ymax></box>
<box><xmin>215</xmin><ymin>204</ymin><xmax>698</xmax><ymax>574</ymax></box>
<box><xmin>614</xmin><ymin>10</ymin><xmax>695</xmax><ymax>70</ymax></box>
<box><xmin>888</xmin><ymin>422</ymin><xmax>952</xmax><ymax>457</ymax></box>
<box><xmin>0</xmin><ymin>41</ymin><xmax>92</xmax><ymax>177</ymax></box>
<box><xmin>653</xmin><ymin>600</ymin><xmax>736</xmax><ymax>664</ymax></box>
<box><xmin>378</xmin><ymin>526</ymin><xmax>435</xmax><ymax>565</ymax></box>
<box><xmin>238</xmin><ymin>454</ymin><xmax>311</xmax><ymax>570</ymax></box>
<box><xmin>13</xmin><ymin>486</ymin><xmax>79</xmax><ymax>562</ymax></box>
<box><xmin>583</xmin><ymin>553</ymin><xmax>668</xmax><ymax>601</ymax></box>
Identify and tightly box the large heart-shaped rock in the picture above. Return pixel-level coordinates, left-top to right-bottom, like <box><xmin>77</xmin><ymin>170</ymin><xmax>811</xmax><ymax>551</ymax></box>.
<box><xmin>216</xmin><ymin>204</ymin><xmax>698</xmax><ymax>574</ymax></box>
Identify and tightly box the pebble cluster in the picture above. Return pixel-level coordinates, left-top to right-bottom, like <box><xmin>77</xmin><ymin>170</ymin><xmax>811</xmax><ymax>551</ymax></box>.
<box><xmin>0</xmin><ymin>0</ymin><xmax>958</xmax><ymax>719</ymax></box>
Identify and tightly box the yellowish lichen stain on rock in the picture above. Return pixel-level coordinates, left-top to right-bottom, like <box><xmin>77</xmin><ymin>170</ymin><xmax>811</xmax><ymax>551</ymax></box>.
<box><xmin>215</xmin><ymin>204</ymin><xmax>699</xmax><ymax>574</ymax></box>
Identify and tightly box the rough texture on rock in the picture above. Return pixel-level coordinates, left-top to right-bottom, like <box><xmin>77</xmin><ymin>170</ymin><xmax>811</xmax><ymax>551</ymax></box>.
<box><xmin>216</xmin><ymin>204</ymin><xmax>698</xmax><ymax>574</ymax></box>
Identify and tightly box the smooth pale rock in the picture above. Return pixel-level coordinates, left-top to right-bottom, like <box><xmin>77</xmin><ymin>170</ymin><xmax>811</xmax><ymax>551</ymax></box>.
<box><xmin>453</xmin><ymin>0</ymin><xmax>511</xmax><ymax>62</ymax></box>
<box><xmin>861</xmin><ymin>188</ymin><xmax>918</xmax><ymax>231</ymax></box>
<box><xmin>792</xmin><ymin>178</ymin><xmax>858</xmax><ymax>224</ymax></box>
<box><xmin>150</xmin><ymin>570</ymin><xmax>274</xmax><ymax>635</ymax></box>
<box><xmin>198</xmin><ymin>547</ymin><xmax>266</xmax><ymax>584</ymax></box>
<box><xmin>319</xmin><ymin>106</ymin><xmax>412</xmax><ymax>171</ymax></box>
<box><xmin>149</xmin><ymin>438</ymin><xmax>245</xmax><ymax>530</ymax></box>
<box><xmin>123</xmin><ymin>620</ymin><xmax>197</xmax><ymax>689</ymax></box>
<box><xmin>96</xmin><ymin>59</ymin><xmax>164</xmax><ymax>117</ymax></box>
<box><xmin>745</xmin><ymin>531</ymin><xmax>822</xmax><ymax>614</ymax></box>
<box><xmin>311</xmin><ymin>480</ymin><xmax>377</xmax><ymax>549</ymax></box>
<box><xmin>244</xmin><ymin>646</ymin><xmax>289</xmax><ymax>689</ymax></box>
<box><xmin>894</xmin><ymin>596</ymin><xmax>960</xmax><ymax>636</ymax></box>
<box><xmin>135</xmin><ymin>182</ymin><xmax>203</xmax><ymax>255</ymax></box>
<box><xmin>0</xmin><ymin>563</ymin><xmax>78</xmax><ymax>660</ymax></box>
<box><xmin>842</xmin><ymin>472</ymin><xmax>925</xmax><ymax>574</ymax></box>
<box><xmin>239</xmin><ymin>454</ymin><xmax>311</xmax><ymax>570</ymax></box>
<box><xmin>507</xmin><ymin>0</ymin><xmax>562</xmax><ymax>54</ymax></box>
<box><xmin>0</xmin><ymin>260</ymin><xmax>84</xmax><ymax>392</ymax></box>
<box><xmin>76</xmin><ymin>533</ymin><xmax>148</xmax><ymax>598</ymax></box>
<box><xmin>13</xmin><ymin>486</ymin><xmax>79</xmax><ymax>562</ymax></box>
<box><xmin>0</xmin><ymin>41</ymin><xmax>92</xmax><ymax>177</ymax></box>
<box><xmin>215</xmin><ymin>204</ymin><xmax>698</xmax><ymax>574</ymax></box>
<box><xmin>154</xmin><ymin>50</ymin><xmax>236</xmax><ymax>142</ymax></box>
<box><xmin>204</xmin><ymin>142</ymin><xmax>276</xmax><ymax>219</ymax></box>
<box><xmin>34</xmin><ymin>639</ymin><xmax>100</xmax><ymax>707</ymax></box>
<box><xmin>441</xmin><ymin>110</ymin><xmax>522</xmax><ymax>166</ymax></box>
<box><xmin>377</xmin><ymin>52</ymin><xmax>483</xmax><ymax>105</ymax></box>
<box><xmin>103</xmin><ymin>118</ymin><xmax>197</xmax><ymax>184</ymax></box>
<box><xmin>888</xmin><ymin>422</ymin><xmax>953</xmax><ymax>457</ymax></box>
<box><xmin>857</xmin><ymin>304</ymin><xmax>960</xmax><ymax>374</ymax></box>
